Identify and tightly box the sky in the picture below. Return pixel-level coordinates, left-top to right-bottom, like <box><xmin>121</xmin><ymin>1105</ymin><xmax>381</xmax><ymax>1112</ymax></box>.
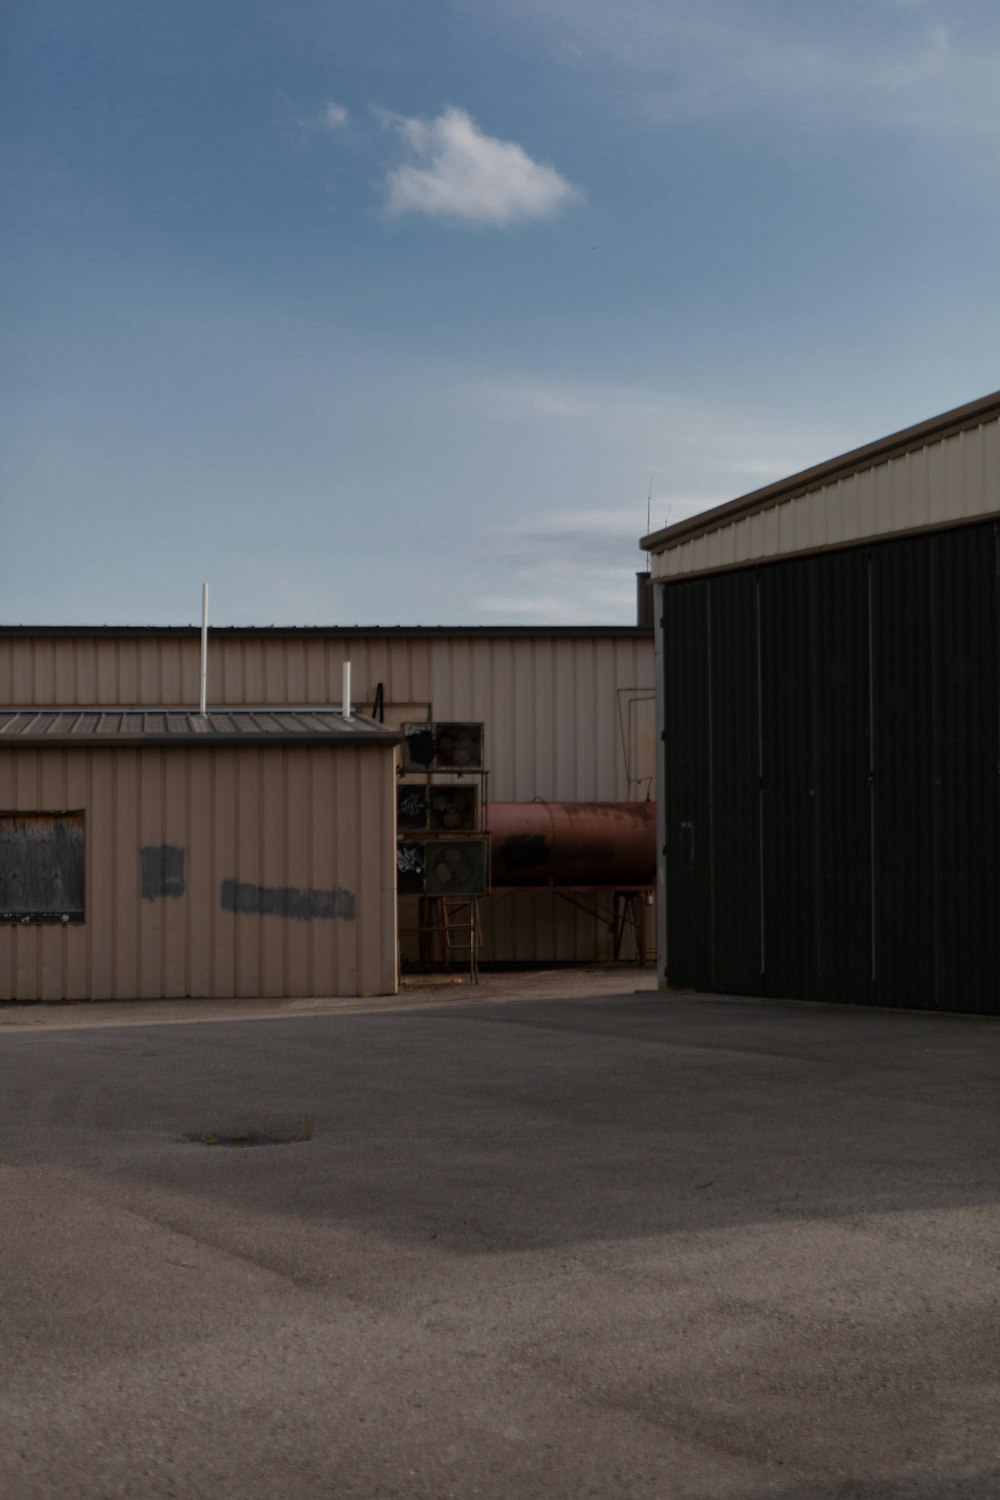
<box><xmin>2</xmin><ymin>0</ymin><xmax>998</xmax><ymax>626</ymax></box>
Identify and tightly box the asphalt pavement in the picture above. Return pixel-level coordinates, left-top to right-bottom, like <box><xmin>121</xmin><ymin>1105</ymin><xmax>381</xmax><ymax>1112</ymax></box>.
<box><xmin>1</xmin><ymin>989</ymin><xmax>998</xmax><ymax>1499</ymax></box>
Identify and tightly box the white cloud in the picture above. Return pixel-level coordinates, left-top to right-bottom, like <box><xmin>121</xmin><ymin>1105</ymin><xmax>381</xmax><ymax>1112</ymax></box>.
<box><xmin>382</xmin><ymin>106</ymin><xmax>583</xmax><ymax>227</ymax></box>
<box><xmin>474</xmin><ymin>587</ymin><xmax>633</xmax><ymax>623</ymax></box>
<box><xmin>505</xmin><ymin>0</ymin><xmax>1000</xmax><ymax>143</ymax></box>
<box><xmin>478</xmin><ymin>374</ymin><xmax>843</xmax><ymax>500</ymax></box>
<box><xmin>323</xmin><ymin>100</ymin><xmax>349</xmax><ymax>129</ymax></box>
<box><xmin>474</xmin><ymin>511</ymin><xmax>649</xmax><ymax>622</ymax></box>
<box><xmin>495</xmin><ymin>508</ymin><xmax>644</xmax><ymax>544</ymax></box>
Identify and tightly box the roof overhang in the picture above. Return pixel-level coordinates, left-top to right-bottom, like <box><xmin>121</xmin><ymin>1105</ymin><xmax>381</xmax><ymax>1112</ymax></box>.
<box><xmin>641</xmin><ymin>389</ymin><xmax>1000</xmax><ymax>554</ymax></box>
<box><xmin>0</xmin><ymin>624</ymin><xmax>653</xmax><ymax>639</ymax></box>
<box><xmin>0</xmin><ymin>710</ymin><xmax>402</xmax><ymax>749</ymax></box>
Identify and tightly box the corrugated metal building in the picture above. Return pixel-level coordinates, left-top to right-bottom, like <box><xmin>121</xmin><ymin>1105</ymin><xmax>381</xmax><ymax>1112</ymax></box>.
<box><xmin>642</xmin><ymin>390</ymin><xmax>1000</xmax><ymax>1015</ymax></box>
<box><xmin>0</xmin><ymin>711</ymin><xmax>399</xmax><ymax>1002</ymax></box>
<box><xmin>0</xmin><ymin>626</ymin><xmax>656</xmax><ymax>965</ymax></box>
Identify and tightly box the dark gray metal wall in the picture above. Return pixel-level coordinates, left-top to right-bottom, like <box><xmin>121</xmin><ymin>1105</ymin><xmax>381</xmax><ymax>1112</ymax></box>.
<box><xmin>661</xmin><ymin>519</ymin><xmax>1000</xmax><ymax>1014</ymax></box>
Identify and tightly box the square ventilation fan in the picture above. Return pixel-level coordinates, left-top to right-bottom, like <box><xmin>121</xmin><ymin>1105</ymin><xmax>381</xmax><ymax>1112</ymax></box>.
<box><xmin>401</xmin><ymin>722</ymin><xmax>485</xmax><ymax>772</ymax></box>
<box><xmin>423</xmin><ymin>838</ymin><xmax>489</xmax><ymax>897</ymax></box>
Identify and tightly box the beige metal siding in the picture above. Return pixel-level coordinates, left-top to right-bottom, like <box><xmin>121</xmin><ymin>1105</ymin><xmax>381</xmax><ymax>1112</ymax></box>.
<box><xmin>651</xmin><ymin>414</ymin><xmax>1000</xmax><ymax>579</ymax></box>
<box><xmin>0</xmin><ymin>636</ymin><xmax>433</xmax><ymax>711</ymax></box>
<box><xmin>396</xmin><ymin>887</ymin><xmax>652</xmax><ymax>967</ymax></box>
<box><xmin>0</xmin><ymin>743</ymin><xmax>397</xmax><ymax>1001</ymax></box>
<box><xmin>0</xmin><ymin>633</ymin><xmax>655</xmax><ymax>800</ymax></box>
<box><xmin>419</xmin><ymin>635</ymin><xmax>656</xmax><ymax>962</ymax></box>
<box><xmin>0</xmin><ymin>631</ymin><xmax>656</xmax><ymax>967</ymax></box>
<box><xmin>424</xmin><ymin>635</ymin><xmax>654</xmax><ymax>800</ymax></box>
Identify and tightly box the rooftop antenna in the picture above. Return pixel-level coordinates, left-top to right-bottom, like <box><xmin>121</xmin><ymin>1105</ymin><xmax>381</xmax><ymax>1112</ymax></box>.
<box><xmin>645</xmin><ymin>475</ymin><xmax>653</xmax><ymax>572</ymax></box>
<box><xmin>199</xmin><ymin>582</ymin><xmax>209</xmax><ymax>718</ymax></box>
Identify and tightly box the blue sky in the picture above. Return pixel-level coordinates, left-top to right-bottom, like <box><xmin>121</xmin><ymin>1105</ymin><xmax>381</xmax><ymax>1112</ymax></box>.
<box><xmin>3</xmin><ymin>0</ymin><xmax>998</xmax><ymax>625</ymax></box>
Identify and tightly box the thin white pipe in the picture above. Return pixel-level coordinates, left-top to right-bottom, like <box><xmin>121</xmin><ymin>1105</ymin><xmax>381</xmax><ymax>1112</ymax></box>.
<box><xmin>199</xmin><ymin>583</ymin><xmax>209</xmax><ymax>717</ymax></box>
<box><xmin>342</xmin><ymin>660</ymin><xmax>352</xmax><ymax>719</ymax></box>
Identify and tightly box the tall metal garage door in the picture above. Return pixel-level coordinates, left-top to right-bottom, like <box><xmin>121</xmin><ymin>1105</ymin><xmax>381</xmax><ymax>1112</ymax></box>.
<box><xmin>662</xmin><ymin>571</ymin><xmax>760</xmax><ymax>996</ymax></box>
<box><xmin>661</xmin><ymin>519</ymin><xmax>1000</xmax><ymax>1014</ymax></box>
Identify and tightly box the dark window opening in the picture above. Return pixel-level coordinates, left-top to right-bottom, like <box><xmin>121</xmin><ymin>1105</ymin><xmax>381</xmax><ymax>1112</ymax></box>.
<box><xmin>0</xmin><ymin>813</ymin><xmax>85</xmax><ymax>924</ymax></box>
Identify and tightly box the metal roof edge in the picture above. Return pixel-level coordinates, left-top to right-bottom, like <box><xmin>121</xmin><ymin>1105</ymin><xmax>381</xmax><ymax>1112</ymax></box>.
<box><xmin>652</xmin><ymin>512</ymin><xmax>1000</xmax><ymax>586</ymax></box>
<box><xmin>0</xmin><ymin>624</ymin><xmax>653</xmax><ymax>639</ymax></box>
<box><xmin>0</xmin><ymin>732</ymin><xmax>403</xmax><ymax>748</ymax></box>
<box><xmin>640</xmin><ymin>389</ymin><xmax>1000</xmax><ymax>553</ymax></box>
<box><xmin>0</xmin><ymin>709</ymin><xmax>402</xmax><ymax>748</ymax></box>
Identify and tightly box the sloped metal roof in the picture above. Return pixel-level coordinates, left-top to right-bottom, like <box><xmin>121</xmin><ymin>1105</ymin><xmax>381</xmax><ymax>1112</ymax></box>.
<box><xmin>641</xmin><ymin>389</ymin><xmax>1000</xmax><ymax>554</ymax></box>
<box><xmin>0</xmin><ymin>709</ymin><xmax>400</xmax><ymax>747</ymax></box>
<box><xmin>0</xmin><ymin>624</ymin><xmax>652</xmax><ymax>639</ymax></box>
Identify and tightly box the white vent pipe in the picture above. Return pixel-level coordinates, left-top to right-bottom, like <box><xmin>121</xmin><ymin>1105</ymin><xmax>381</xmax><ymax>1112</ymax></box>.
<box><xmin>342</xmin><ymin>660</ymin><xmax>352</xmax><ymax>720</ymax></box>
<box><xmin>199</xmin><ymin>583</ymin><xmax>209</xmax><ymax>717</ymax></box>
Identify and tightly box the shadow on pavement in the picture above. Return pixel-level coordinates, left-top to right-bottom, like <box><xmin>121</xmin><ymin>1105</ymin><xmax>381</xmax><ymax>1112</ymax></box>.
<box><xmin>749</xmin><ymin>1476</ymin><xmax>1000</xmax><ymax>1500</ymax></box>
<box><xmin>2</xmin><ymin>994</ymin><xmax>997</xmax><ymax>1499</ymax></box>
<box><xmin>0</xmin><ymin>993</ymin><xmax>997</xmax><ymax>1255</ymax></box>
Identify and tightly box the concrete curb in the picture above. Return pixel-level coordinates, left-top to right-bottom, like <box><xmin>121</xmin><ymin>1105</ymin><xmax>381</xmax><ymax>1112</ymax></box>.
<box><xmin>0</xmin><ymin>967</ymin><xmax>658</xmax><ymax>1034</ymax></box>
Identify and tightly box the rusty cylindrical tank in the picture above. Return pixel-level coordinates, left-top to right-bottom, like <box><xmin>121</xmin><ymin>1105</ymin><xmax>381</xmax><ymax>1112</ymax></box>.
<box><xmin>489</xmin><ymin>802</ymin><xmax>655</xmax><ymax>888</ymax></box>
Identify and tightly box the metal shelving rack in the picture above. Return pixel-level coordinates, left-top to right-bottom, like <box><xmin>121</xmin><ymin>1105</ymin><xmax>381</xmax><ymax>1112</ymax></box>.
<box><xmin>396</xmin><ymin>725</ymin><xmax>489</xmax><ymax>984</ymax></box>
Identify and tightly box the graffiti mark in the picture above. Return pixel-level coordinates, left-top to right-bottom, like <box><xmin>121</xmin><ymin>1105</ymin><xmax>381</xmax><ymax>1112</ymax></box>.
<box><xmin>396</xmin><ymin>845</ymin><xmax>425</xmax><ymax>875</ymax></box>
<box><xmin>219</xmin><ymin>879</ymin><xmax>356</xmax><ymax>921</ymax></box>
<box><xmin>141</xmin><ymin>845</ymin><xmax>186</xmax><ymax>901</ymax></box>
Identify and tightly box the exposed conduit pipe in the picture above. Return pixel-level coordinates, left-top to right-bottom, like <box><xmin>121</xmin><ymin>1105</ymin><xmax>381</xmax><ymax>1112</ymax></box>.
<box><xmin>199</xmin><ymin>582</ymin><xmax>209</xmax><ymax>718</ymax></box>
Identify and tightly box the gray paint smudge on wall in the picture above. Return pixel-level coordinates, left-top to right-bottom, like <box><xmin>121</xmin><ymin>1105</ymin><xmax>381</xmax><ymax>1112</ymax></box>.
<box><xmin>141</xmin><ymin>845</ymin><xmax>186</xmax><ymax>901</ymax></box>
<box><xmin>219</xmin><ymin>879</ymin><xmax>356</xmax><ymax>921</ymax></box>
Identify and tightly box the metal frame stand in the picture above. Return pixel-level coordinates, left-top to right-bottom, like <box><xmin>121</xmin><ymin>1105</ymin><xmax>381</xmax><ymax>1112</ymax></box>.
<box><xmin>397</xmin><ymin>737</ymin><xmax>490</xmax><ymax>985</ymax></box>
<box><xmin>416</xmin><ymin>896</ymin><xmax>480</xmax><ymax>982</ymax></box>
<box><xmin>611</xmin><ymin>890</ymin><xmax>648</xmax><ymax>964</ymax></box>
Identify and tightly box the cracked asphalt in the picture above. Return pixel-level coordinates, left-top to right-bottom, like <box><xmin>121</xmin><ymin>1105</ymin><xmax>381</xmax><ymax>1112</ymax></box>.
<box><xmin>1</xmin><ymin>989</ymin><xmax>998</xmax><ymax>1499</ymax></box>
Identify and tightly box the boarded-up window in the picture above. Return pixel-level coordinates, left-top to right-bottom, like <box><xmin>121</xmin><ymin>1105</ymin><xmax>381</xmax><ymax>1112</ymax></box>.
<box><xmin>0</xmin><ymin>813</ymin><xmax>85</xmax><ymax>923</ymax></box>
